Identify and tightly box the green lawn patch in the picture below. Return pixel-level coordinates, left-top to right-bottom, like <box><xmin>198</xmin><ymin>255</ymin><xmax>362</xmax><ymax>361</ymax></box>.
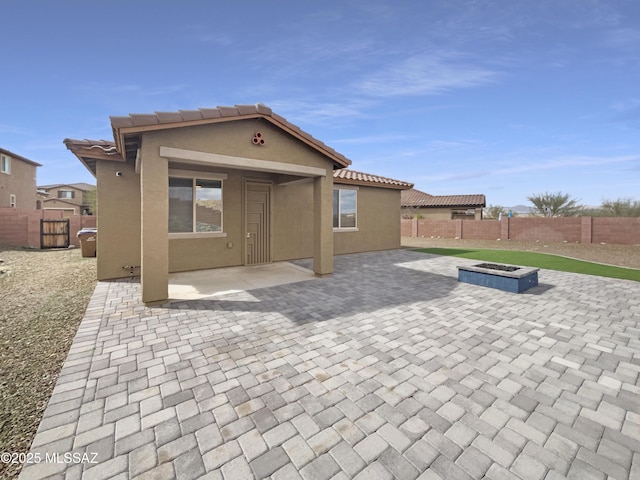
<box><xmin>415</xmin><ymin>248</ymin><xmax>640</xmax><ymax>282</ymax></box>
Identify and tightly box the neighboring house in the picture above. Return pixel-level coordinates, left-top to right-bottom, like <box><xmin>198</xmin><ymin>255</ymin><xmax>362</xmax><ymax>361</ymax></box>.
<box><xmin>37</xmin><ymin>182</ymin><xmax>95</xmax><ymax>215</ymax></box>
<box><xmin>401</xmin><ymin>188</ymin><xmax>486</xmax><ymax>220</ymax></box>
<box><xmin>0</xmin><ymin>147</ymin><xmax>41</xmax><ymax>209</ymax></box>
<box><xmin>65</xmin><ymin>104</ymin><xmax>413</xmax><ymax>303</ymax></box>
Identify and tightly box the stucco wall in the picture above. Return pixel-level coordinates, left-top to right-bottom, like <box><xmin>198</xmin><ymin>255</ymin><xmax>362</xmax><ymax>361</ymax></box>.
<box><xmin>334</xmin><ymin>186</ymin><xmax>401</xmax><ymax>255</ymax></box>
<box><xmin>0</xmin><ymin>158</ymin><xmax>38</xmax><ymax>209</ymax></box>
<box><xmin>44</xmin><ymin>186</ymin><xmax>86</xmax><ymax>206</ymax></box>
<box><xmin>95</xmin><ymin>158</ymin><xmax>141</xmax><ymax>280</ymax></box>
<box><xmin>42</xmin><ymin>198</ymin><xmax>80</xmax><ymax>214</ymax></box>
<box><xmin>93</xmin><ymin>118</ymin><xmax>404</xmax><ymax>281</ymax></box>
<box><xmin>272</xmin><ymin>180</ymin><xmax>314</xmax><ymax>261</ymax></box>
<box><xmin>142</xmin><ymin>119</ymin><xmax>333</xmax><ymax>273</ymax></box>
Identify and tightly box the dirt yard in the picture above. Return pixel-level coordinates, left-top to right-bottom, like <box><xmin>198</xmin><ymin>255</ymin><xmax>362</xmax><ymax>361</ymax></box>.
<box><xmin>0</xmin><ymin>247</ymin><xmax>96</xmax><ymax>480</ymax></box>
<box><xmin>402</xmin><ymin>237</ymin><xmax>640</xmax><ymax>269</ymax></box>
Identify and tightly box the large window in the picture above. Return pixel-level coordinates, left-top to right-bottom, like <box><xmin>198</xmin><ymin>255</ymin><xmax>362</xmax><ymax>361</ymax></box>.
<box><xmin>169</xmin><ymin>177</ymin><xmax>223</xmax><ymax>233</ymax></box>
<box><xmin>1</xmin><ymin>155</ymin><xmax>10</xmax><ymax>174</ymax></box>
<box><xmin>333</xmin><ymin>188</ymin><xmax>357</xmax><ymax>229</ymax></box>
<box><xmin>58</xmin><ymin>190</ymin><xmax>74</xmax><ymax>199</ymax></box>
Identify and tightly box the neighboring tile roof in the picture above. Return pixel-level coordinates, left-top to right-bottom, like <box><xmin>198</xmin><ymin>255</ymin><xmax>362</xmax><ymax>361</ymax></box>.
<box><xmin>401</xmin><ymin>188</ymin><xmax>485</xmax><ymax>207</ymax></box>
<box><xmin>333</xmin><ymin>169</ymin><xmax>413</xmax><ymax>190</ymax></box>
<box><xmin>110</xmin><ymin>104</ymin><xmax>351</xmax><ymax>168</ymax></box>
<box><xmin>38</xmin><ymin>182</ymin><xmax>95</xmax><ymax>191</ymax></box>
<box><xmin>0</xmin><ymin>147</ymin><xmax>42</xmax><ymax>167</ymax></box>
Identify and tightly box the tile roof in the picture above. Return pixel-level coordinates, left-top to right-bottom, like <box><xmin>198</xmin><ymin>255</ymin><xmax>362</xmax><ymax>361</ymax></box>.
<box><xmin>63</xmin><ymin>139</ymin><xmax>124</xmax><ymax>176</ymax></box>
<box><xmin>38</xmin><ymin>182</ymin><xmax>95</xmax><ymax>191</ymax></box>
<box><xmin>401</xmin><ymin>188</ymin><xmax>485</xmax><ymax>207</ymax></box>
<box><xmin>63</xmin><ymin>139</ymin><xmax>119</xmax><ymax>155</ymax></box>
<box><xmin>0</xmin><ymin>147</ymin><xmax>42</xmax><ymax>167</ymax></box>
<box><xmin>333</xmin><ymin>169</ymin><xmax>413</xmax><ymax>190</ymax></box>
<box><xmin>64</xmin><ymin>138</ymin><xmax>412</xmax><ymax>191</ymax></box>
<box><xmin>110</xmin><ymin>104</ymin><xmax>351</xmax><ymax>168</ymax></box>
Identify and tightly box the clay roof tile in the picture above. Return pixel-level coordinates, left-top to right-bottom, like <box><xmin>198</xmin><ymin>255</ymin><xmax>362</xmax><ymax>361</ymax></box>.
<box><xmin>333</xmin><ymin>169</ymin><xmax>413</xmax><ymax>190</ymax></box>
<box><xmin>217</xmin><ymin>106</ymin><xmax>241</xmax><ymax>117</ymax></box>
<box><xmin>179</xmin><ymin>110</ymin><xmax>205</xmax><ymax>121</ymax></box>
<box><xmin>129</xmin><ymin>114</ymin><xmax>160</xmax><ymax>126</ymax></box>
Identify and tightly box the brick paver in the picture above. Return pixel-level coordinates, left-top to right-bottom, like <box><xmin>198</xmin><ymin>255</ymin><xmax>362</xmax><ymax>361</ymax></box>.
<box><xmin>18</xmin><ymin>250</ymin><xmax>640</xmax><ymax>479</ymax></box>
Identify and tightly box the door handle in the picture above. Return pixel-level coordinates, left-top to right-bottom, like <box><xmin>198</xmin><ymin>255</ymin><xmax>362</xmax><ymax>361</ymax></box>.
<box><xmin>246</xmin><ymin>232</ymin><xmax>251</xmax><ymax>238</ymax></box>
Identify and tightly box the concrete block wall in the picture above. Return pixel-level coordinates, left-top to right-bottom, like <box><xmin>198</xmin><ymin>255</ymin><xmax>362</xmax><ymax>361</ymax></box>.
<box><xmin>402</xmin><ymin>216</ymin><xmax>640</xmax><ymax>245</ymax></box>
<box><xmin>592</xmin><ymin>217</ymin><xmax>640</xmax><ymax>244</ymax></box>
<box><xmin>509</xmin><ymin>217</ymin><xmax>581</xmax><ymax>242</ymax></box>
<box><xmin>0</xmin><ymin>207</ymin><xmax>96</xmax><ymax>248</ymax></box>
<box><xmin>462</xmin><ymin>219</ymin><xmax>501</xmax><ymax>240</ymax></box>
<box><xmin>417</xmin><ymin>219</ymin><xmax>456</xmax><ymax>238</ymax></box>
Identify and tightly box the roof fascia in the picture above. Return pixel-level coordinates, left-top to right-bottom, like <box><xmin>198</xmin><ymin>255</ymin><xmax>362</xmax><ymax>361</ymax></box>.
<box><xmin>160</xmin><ymin>146</ymin><xmax>328</xmax><ymax>178</ymax></box>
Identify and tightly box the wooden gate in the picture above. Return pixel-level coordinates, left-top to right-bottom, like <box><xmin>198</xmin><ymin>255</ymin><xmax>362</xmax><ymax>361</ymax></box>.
<box><xmin>41</xmin><ymin>219</ymin><xmax>70</xmax><ymax>248</ymax></box>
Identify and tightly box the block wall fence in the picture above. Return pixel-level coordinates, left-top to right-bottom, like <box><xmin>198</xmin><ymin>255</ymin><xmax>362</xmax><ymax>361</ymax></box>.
<box><xmin>0</xmin><ymin>208</ymin><xmax>96</xmax><ymax>248</ymax></box>
<box><xmin>401</xmin><ymin>217</ymin><xmax>640</xmax><ymax>245</ymax></box>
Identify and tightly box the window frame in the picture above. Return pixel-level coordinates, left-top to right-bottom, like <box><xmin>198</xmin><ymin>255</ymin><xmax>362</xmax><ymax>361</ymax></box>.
<box><xmin>168</xmin><ymin>169</ymin><xmax>227</xmax><ymax>239</ymax></box>
<box><xmin>1</xmin><ymin>155</ymin><xmax>10</xmax><ymax>174</ymax></box>
<box><xmin>333</xmin><ymin>186</ymin><xmax>359</xmax><ymax>232</ymax></box>
<box><xmin>9</xmin><ymin>194</ymin><xmax>16</xmax><ymax>208</ymax></box>
<box><xmin>58</xmin><ymin>189</ymin><xmax>75</xmax><ymax>199</ymax></box>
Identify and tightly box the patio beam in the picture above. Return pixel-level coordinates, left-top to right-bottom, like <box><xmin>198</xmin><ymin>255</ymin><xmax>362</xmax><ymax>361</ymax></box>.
<box><xmin>159</xmin><ymin>146</ymin><xmax>327</xmax><ymax>178</ymax></box>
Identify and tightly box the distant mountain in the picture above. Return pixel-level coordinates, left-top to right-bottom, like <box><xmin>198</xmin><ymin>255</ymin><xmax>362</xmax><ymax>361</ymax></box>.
<box><xmin>508</xmin><ymin>205</ymin><xmax>534</xmax><ymax>215</ymax></box>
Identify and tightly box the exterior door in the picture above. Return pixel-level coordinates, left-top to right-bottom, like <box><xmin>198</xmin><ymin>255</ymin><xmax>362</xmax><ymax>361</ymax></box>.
<box><xmin>244</xmin><ymin>180</ymin><xmax>271</xmax><ymax>265</ymax></box>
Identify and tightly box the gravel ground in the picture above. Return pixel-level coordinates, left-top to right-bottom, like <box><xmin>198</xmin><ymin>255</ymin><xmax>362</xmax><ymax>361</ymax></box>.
<box><xmin>0</xmin><ymin>247</ymin><xmax>96</xmax><ymax>480</ymax></box>
<box><xmin>402</xmin><ymin>236</ymin><xmax>640</xmax><ymax>269</ymax></box>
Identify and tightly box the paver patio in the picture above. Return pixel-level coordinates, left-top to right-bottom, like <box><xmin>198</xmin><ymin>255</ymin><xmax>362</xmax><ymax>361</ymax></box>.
<box><xmin>19</xmin><ymin>249</ymin><xmax>640</xmax><ymax>480</ymax></box>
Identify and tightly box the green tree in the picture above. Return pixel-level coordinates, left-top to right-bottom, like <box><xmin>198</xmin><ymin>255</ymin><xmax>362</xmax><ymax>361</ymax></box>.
<box><xmin>601</xmin><ymin>198</ymin><xmax>640</xmax><ymax>217</ymax></box>
<box><xmin>527</xmin><ymin>191</ymin><xmax>582</xmax><ymax>217</ymax></box>
<box><xmin>484</xmin><ymin>204</ymin><xmax>506</xmax><ymax>219</ymax></box>
<box><xmin>84</xmin><ymin>187</ymin><xmax>97</xmax><ymax>215</ymax></box>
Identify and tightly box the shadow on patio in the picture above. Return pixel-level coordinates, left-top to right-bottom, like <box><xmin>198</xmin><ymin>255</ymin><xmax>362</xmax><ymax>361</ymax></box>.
<box><xmin>160</xmin><ymin>250</ymin><xmax>461</xmax><ymax>325</ymax></box>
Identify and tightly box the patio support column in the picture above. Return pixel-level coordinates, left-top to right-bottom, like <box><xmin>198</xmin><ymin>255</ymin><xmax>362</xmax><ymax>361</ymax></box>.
<box><xmin>313</xmin><ymin>173</ymin><xmax>333</xmax><ymax>276</ymax></box>
<box><xmin>140</xmin><ymin>153</ymin><xmax>169</xmax><ymax>303</ymax></box>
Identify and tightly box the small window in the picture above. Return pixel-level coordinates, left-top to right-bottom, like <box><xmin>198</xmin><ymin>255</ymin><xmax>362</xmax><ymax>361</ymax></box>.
<box><xmin>1</xmin><ymin>155</ymin><xmax>10</xmax><ymax>174</ymax></box>
<box><xmin>333</xmin><ymin>188</ymin><xmax>357</xmax><ymax>229</ymax></box>
<box><xmin>9</xmin><ymin>194</ymin><xmax>16</xmax><ymax>208</ymax></box>
<box><xmin>451</xmin><ymin>209</ymin><xmax>476</xmax><ymax>220</ymax></box>
<box><xmin>169</xmin><ymin>177</ymin><xmax>223</xmax><ymax>233</ymax></box>
<box><xmin>58</xmin><ymin>190</ymin><xmax>74</xmax><ymax>199</ymax></box>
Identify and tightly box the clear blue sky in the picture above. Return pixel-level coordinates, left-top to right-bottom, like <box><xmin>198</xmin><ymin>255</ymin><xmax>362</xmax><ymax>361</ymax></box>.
<box><xmin>2</xmin><ymin>1</ymin><xmax>639</xmax><ymax>207</ymax></box>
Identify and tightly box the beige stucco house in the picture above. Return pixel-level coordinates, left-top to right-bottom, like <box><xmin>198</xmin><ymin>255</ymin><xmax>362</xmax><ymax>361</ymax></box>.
<box><xmin>0</xmin><ymin>147</ymin><xmax>41</xmax><ymax>209</ymax></box>
<box><xmin>37</xmin><ymin>182</ymin><xmax>95</xmax><ymax>215</ymax></box>
<box><xmin>401</xmin><ymin>188</ymin><xmax>485</xmax><ymax>220</ymax></box>
<box><xmin>65</xmin><ymin>104</ymin><xmax>412</xmax><ymax>303</ymax></box>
